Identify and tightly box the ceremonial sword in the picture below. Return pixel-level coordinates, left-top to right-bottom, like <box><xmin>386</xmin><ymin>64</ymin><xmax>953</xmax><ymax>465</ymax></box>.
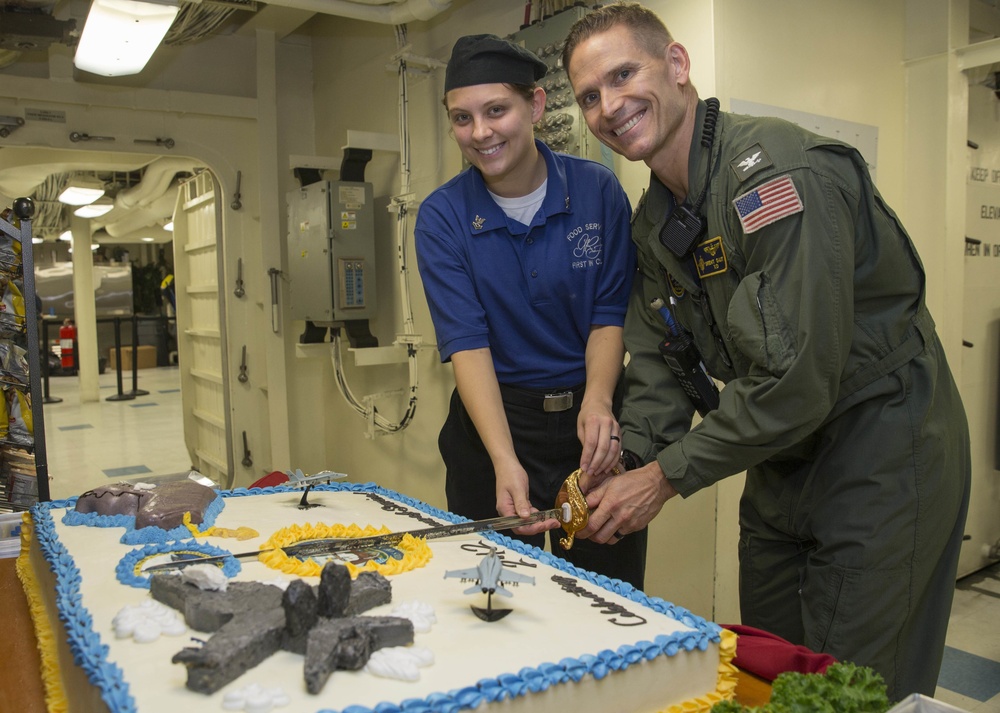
<box><xmin>141</xmin><ymin>505</ymin><xmax>570</xmax><ymax>573</ymax></box>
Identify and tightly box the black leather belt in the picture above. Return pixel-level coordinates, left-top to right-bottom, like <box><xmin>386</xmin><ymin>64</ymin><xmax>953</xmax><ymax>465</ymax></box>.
<box><xmin>498</xmin><ymin>383</ymin><xmax>584</xmax><ymax>413</ymax></box>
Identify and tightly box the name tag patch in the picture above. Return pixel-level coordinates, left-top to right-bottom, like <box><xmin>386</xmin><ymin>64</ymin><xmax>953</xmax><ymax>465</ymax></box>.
<box><xmin>694</xmin><ymin>236</ymin><xmax>727</xmax><ymax>279</ymax></box>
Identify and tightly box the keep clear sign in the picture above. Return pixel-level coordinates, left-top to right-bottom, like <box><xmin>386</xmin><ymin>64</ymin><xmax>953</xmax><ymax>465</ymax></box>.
<box><xmin>966</xmin><ymin>164</ymin><xmax>1000</xmax><ymax>258</ymax></box>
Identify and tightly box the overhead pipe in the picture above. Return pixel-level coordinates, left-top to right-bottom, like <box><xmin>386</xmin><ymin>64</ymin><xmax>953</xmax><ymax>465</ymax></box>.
<box><xmin>114</xmin><ymin>156</ymin><xmax>199</xmax><ymax>210</ymax></box>
<box><xmin>100</xmin><ymin>189</ymin><xmax>178</xmax><ymax>238</ymax></box>
<box><xmin>92</xmin><ymin>224</ymin><xmax>174</xmax><ymax>244</ymax></box>
<box><xmin>260</xmin><ymin>0</ymin><xmax>451</xmax><ymax>24</ymax></box>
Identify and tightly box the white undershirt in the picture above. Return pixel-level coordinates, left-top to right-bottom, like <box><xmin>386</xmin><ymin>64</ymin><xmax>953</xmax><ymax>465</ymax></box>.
<box><xmin>488</xmin><ymin>179</ymin><xmax>548</xmax><ymax>226</ymax></box>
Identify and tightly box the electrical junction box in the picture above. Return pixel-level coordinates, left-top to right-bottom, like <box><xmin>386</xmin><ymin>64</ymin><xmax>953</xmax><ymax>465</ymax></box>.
<box><xmin>286</xmin><ymin>180</ymin><xmax>377</xmax><ymax>324</ymax></box>
<box><xmin>510</xmin><ymin>6</ymin><xmax>604</xmax><ymax>163</ymax></box>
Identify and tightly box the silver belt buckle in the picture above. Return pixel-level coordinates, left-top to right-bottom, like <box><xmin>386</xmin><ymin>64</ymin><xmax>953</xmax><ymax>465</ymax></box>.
<box><xmin>543</xmin><ymin>391</ymin><xmax>573</xmax><ymax>412</ymax></box>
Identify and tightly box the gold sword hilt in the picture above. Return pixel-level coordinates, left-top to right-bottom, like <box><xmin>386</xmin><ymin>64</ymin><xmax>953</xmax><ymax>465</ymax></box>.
<box><xmin>555</xmin><ymin>469</ymin><xmax>590</xmax><ymax>551</ymax></box>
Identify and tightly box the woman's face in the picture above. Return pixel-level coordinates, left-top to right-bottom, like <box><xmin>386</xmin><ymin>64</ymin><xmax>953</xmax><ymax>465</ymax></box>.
<box><xmin>445</xmin><ymin>83</ymin><xmax>545</xmax><ymax>195</ymax></box>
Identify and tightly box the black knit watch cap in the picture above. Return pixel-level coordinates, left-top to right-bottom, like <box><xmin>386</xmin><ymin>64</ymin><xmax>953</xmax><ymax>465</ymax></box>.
<box><xmin>444</xmin><ymin>34</ymin><xmax>548</xmax><ymax>92</ymax></box>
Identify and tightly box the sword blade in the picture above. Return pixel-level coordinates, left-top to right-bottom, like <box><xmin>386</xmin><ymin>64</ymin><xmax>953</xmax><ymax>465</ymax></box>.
<box><xmin>141</xmin><ymin>507</ymin><xmax>564</xmax><ymax>573</ymax></box>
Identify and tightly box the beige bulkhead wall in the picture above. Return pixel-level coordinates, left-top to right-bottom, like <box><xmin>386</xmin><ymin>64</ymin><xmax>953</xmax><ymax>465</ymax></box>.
<box><xmin>296</xmin><ymin>0</ymin><xmax>984</xmax><ymax>617</ymax></box>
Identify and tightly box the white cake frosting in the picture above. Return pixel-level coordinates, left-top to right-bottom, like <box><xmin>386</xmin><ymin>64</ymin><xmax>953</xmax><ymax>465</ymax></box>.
<box><xmin>17</xmin><ymin>482</ymin><xmax>737</xmax><ymax>713</ymax></box>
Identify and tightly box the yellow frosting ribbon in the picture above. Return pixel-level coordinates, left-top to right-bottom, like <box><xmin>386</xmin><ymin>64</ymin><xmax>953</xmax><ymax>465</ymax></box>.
<box><xmin>258</xmin><ymin>522</ymin><xmax>433</xmax><ymax>578</ymax></box>
<box><xmin>662</xmin><ymin>627</ymin><xmax>738</xmax><ymax>713</ymax></box>
<box><xmin>15</xmin><ymin>514</ymin><xmax>69</xmax><ymax>713</ymax></box>
<box><xmin>182</xmin><ymin>511</ymin><xmax>214</xmax><ymax>537</ymax></box>
<box><xmin>181</xmin><ymin>512</ymin><xmax>258</xmax><ymax>541</ymax></box>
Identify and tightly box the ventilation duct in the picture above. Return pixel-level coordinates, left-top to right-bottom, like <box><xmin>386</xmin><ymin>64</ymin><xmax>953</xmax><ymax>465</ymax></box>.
<box><xmin>259</xmin><ymin>0</ymin><xmax>451</xmax><ymax>25</ymax></box>
<box><xmin>114</xmin><ymin>156</ymin><xmax>198</xmax><ymax>210</ymax></box>
<box><xmin>96</xmin><ymin>156</ymin><xmax>200</xmax><ymax>237</ymax></box>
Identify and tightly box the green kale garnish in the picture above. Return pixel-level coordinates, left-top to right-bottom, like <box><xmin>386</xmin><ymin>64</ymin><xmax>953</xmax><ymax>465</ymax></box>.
<box><xmin>711</xmin><ymin>662</ymin><xmax>891</xmax><ymax>713</ymax></box>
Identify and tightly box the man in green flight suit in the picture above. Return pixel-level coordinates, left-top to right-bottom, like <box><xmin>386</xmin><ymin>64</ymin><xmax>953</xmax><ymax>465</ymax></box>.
<box><xmin>563</xmin><ymin>2</ymin><xmax>970</xmax><ymax>701</ymax></box>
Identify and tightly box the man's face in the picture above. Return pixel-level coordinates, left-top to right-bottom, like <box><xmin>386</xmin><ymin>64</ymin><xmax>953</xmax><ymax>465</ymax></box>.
<box><xmin>567</xmin><ymin>24</ymin><xmax>686</xmax><ymax>165</ymax></box>
<box><xmin>445</xmin><ymin>83</ymin><xmax>544</xmax><ymax>194</ymax></box>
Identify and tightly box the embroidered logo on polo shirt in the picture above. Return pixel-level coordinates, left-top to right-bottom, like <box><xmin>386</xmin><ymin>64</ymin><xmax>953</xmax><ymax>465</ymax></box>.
<box><xmin>472</xmin><ymin>215</ymin><xmax>486</xmax><ymax>230</ymax></box>
<box><xmin>730</xmin><ymin>143</ymin><xmax>772</xmax><ymax>182</ymax></box>
<box><xmin>733</xmin><ymin>174</ymin><xmax>803</xmax><ymax>234</ymax></box>
<box><xmin>694</xmin><ymin>236</ymin><xmax>727</xmax><ymax>279</ymax></box>
<box><xmin>567</xmin><ymin>222</ymin><xmax>603</xmax><ymax>269</ymax></box>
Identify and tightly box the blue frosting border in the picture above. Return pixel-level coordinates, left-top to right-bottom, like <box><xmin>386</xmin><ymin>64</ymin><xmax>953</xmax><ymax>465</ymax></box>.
<box><xmin>31</xmin><ymin>483</ymin><xmax>722</xmax><ymax>713</ymax></box>
<box><xmin>115</xmin><ymin>541</ymin><xmax>242</xmax><ymax>589</ymax></box>
<box><xmin>61</xmin><ymin>493</ymin><xmax>226</xmax><ymax>545</ymax></box>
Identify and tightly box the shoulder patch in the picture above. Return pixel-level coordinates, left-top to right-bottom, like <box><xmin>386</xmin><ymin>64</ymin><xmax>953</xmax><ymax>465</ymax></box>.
<box><xmin>694</xmin><ymin>236</ymin><xmax>727</xmax><ymax>279</ymax></box>
<box><xmin>729</xmin><ymin>143</ymin><xmax>772</xmax><ymax>182</ymax></box>
<box><xmin>732</xmin><ymin>174</ymin><xmax>803</xmax><ymax>234</ymax></box>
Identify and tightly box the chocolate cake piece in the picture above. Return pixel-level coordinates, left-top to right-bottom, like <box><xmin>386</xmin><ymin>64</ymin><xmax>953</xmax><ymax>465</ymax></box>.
<box><xmin>74</xmin><ymin>483</ymin><xmax>151</xmax><ymax>517</ymax></box>
<box><xmin>135</xmin><ymin>480</ymin><xmax>218</xmax><ymax>530</ymax></box>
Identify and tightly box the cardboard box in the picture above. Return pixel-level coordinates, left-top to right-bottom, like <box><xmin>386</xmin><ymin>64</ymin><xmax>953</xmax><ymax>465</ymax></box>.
<box><xmin>888</xmin><ymin>694</ymin><xmax>969</xmax><ymax>713</ymax></box>
<box><xmin>108</xmin><ymin>345</ymin><xmax>157</xmax><ymax>370</ymax></box>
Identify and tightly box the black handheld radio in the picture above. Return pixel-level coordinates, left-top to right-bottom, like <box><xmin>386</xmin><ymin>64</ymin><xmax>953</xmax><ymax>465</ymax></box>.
<box><xmin>658</xmin><ymin>330</ymin><xmax>720</xmax><ymax>417</ymax></box>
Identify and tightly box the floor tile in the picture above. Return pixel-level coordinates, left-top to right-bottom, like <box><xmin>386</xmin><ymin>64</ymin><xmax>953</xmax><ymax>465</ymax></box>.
<box><xmin>920</xmin><ymin>690</ymin><xmax>980</xmax><ymax>712</ymax></box>
<box><xmin>103</xmin><ymin>465</ymin><xmax>153</xmax><ymax>478</ymax></box>
<box><xmin>42</xmin><ymin>366</ymin><xmax>192</xmax><ymax>499</ymax></box>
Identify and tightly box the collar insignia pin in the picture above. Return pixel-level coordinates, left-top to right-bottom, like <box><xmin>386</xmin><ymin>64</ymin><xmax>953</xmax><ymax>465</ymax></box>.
<box><xmin>738</xmin><ymin>151</ymin><xmax>762</xmax><ymax>172</ymax></box>
<box><xmin>472</xmin><ymin>215</ymin><xmax>485</xmax><ymax>230</ymax></box>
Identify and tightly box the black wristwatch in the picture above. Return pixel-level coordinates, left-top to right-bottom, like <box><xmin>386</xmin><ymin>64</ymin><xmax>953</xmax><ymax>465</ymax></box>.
<box><xmin>617</xmin><ymin>449</ymin><xmax>643</xmax><ymax>472</ymax></box>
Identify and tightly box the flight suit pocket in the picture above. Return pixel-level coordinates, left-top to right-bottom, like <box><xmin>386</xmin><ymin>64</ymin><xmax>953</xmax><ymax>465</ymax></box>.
<box><xmin>727</xmin><ymin>271</ymin><xmax>796</xmax><ymax>377</ymax></box>
<box><xmin>801</xmin><ymin>562</ymin><xmax>908</xmax><ymax>676</ymax></box>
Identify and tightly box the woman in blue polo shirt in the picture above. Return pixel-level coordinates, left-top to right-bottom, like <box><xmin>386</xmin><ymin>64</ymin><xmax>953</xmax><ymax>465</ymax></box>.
<box><xmin>414</xmin><ymin>34</ymin><xmax>644</xmax><ymax>588</ymax></box>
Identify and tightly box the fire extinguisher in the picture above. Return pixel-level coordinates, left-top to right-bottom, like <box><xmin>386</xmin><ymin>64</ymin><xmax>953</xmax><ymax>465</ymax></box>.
<box><xmin>59</xmin><ymin>320</ymin><xmax>77</xmax><ymax>371</ymax></box>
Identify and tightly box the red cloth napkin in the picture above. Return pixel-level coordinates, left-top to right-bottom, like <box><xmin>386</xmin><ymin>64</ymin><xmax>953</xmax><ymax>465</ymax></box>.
<box><xmin>249</xmin><ymin>471</ymin><xmax>290</xmax><ymax>488</ymax></box>
<box><xmin>722</xmin><ymin>624</ymin><xmax>838</xmax><ymax>681</ymax></box>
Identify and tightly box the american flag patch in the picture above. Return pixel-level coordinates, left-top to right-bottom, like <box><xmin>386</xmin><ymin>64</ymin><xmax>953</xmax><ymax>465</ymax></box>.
<box><xmin>732</xmin><ymin>174</ymin><xmax>803</xmax><ymax>234</ymax></box>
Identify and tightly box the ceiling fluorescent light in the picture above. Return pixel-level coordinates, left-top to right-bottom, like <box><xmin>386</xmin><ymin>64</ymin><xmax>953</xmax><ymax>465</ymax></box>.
<box><xmin>74</xmin><ymin>0</ymin><xmax>180</xmax><ymax>77</ymax></box>
<box><xmin>74</xmin><ymin>198</ymin><xmax>115</xmax><ymax>218</ymax></box>
<box><xmin>58</xmin><ymin>177</ymin><xmax>106</xmax><ymax>206</ymax></box>
<box><xmin>163</xmin><ymin>220</ymin><xmax>174</xmax><ymax>231</ymax></box>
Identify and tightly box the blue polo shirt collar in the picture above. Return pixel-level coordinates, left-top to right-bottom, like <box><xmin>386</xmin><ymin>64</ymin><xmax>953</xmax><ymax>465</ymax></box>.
<box><xmin>462</xmin><ymin>140</ymin><xmax>571</xmax><ymax>238</ymax></box>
